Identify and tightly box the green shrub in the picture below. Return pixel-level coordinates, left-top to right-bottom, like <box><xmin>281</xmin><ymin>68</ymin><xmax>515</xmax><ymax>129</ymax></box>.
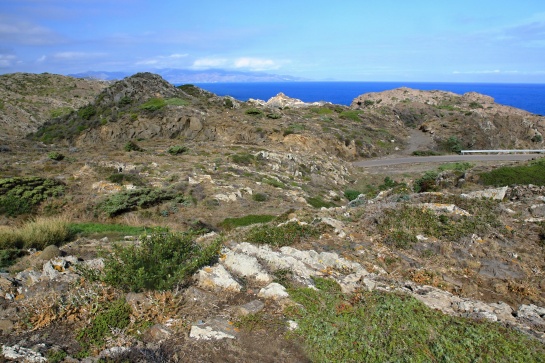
<box><xmin>101</xmin><ymin>229</ymin><xmax>221</xmax><ymax>292</ymax></box>
<box><xmin>438</xmin><ymin>162</ymin><xmax>473</xmax><ymax>172</ymax></box>
<box><xmin>414</xmin><ymin>170</ymin><xmax>439</xmax><ymax>192</ymax></box>
<box><xmin>97</xmin><ymin>188</ymin><xmax>184</xmax><ymax>217</ymax></box>
<box><xmin>245</xmin><ymin>221</ymin><xmax>322</xmax><ymax>247</ymax></box>
<box><xmin>219</xmin><ymin>214</ymin><xmax>275</xmax><ymax>230</ymax></box>
<box><xmin>0</xmin><ymin>176</ymin><xmax>65</xmax><ymax>216</ymax></box>
<box><xmin>45</xmin><ymin>348</ymin><xmax>67</xmax><ymax>363</ymax></box>
<box><xmin>0</xmin><ymin>248</ymin><xmax>26</xmax><ymax>269</ymax></box>
<box><xmin>344</xmin><ymin>189</ymin><xmax>361</xmax><ymax>201</ymax></box>
<box><xmin>77</xmin><ymin>105</ymin><xmax>96</xmax><ymax>120</ymax></box>
<box><xmin>479</xmin><ymin>158</ymin><xmax>545</xmax><ymax>186</ymax></box>
<box><xmin>231</xmin><ymin>153</ymin><xmax>255</xmax><ymax>165</ymax></box>
<box><xmin>252</xmin><ymin>193</ymin><xmax>269</xmax><ymax>202</ymax></box>
<box><xmin>385</xmin><ymin>230</ymin><xmax>417</xmax><ymax>249</ymax></box>
<box><xmin>363</xmin><ymin>100</ymin><xmax>375</xmax><ymax>107</ymax></box>
<box><xmin>50</xmin><ymin>106</ymin><xmax>72</xmax><ymax>118</ymax></box>
<box><xmin>262</xmin><ymin>177</ymin><xmax>285</xmax><ymax>189</ymax></box>
<box><xmin>266</xmin><ymin>113</ymin><xmax>282</xmax><ymax>119</ymax></box>
<box><xmin>245</xmin><ymin>108</ymin><xmax>263</xmax><ymax>116</ymax></box>
<box><xmin>118</xmin><ymin>96</ymin><xmax>132</xmax><ymax>105</ymax></box>
<box><xmin>167</xmin><ymin>145</ymin><xmax>189</xmax><ymax>155</ymax></box>
<box><xmin>47</xmin><ymin>151</ymin><xmax>65</xmax><ymax>161</ymax></box>
<box><xmin>306</xmin><ymin>196</ymin><xmax>336</xmax><ymax>209</ymax></box>
<box><xmin>106</xmin><ymin>173</ymin><xmax>146</xmax><ymax>186</ymax></box>
<box><xmin>165</xmin><ymin>97</ymin><xmax>189</xmax><ymax>106</ymax></box>
<box><xmin>123</xmin><ymin>140</ymin><xmax>143</xmax><ymax>152</ymax></box>
<box><xmin>412</xmin><ymin>150</ymin><xmax>442</xmax><ymax>156</ymax></box>
<box><xmin>469</xmin><ymin>101</ymin><xmax>483</xmax><ymax>109</ymax></box>
<box><xmin>224</xmin><ymin>98</ymin><xmax>234</xmax><ymax>108</ymax></box>
<box><xmin>442</xmin><ymin>136</ymin><xmax>463</xmax><ymax>154</ymax></box>
<box><xmin>139</xmin><ymin>97</ymin><xmax>166</xmax><ymax>111</ymax></box>
<box><xmin>287</xmin><ymin>278</ymin><xmax>545</xmax><ymax>362</ymax></box>
<box><xmin>340</xmin><ymin>110</ymin><xmax>362</xmax><ymax>122</ymax></box>
<box><xmin>76</xmin><ymin>299</ymin><xmax>131</xmax><ymax>354</ymax></box>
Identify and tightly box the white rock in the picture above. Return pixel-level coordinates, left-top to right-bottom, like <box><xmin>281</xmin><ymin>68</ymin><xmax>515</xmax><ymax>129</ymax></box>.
<box><xmin>196</xmin><ymin>264</ymin><xmax>242</xmax><ymax>292</ymax></box>
<box><xmin>461</xmin><ymin>186</ymin><xmax>508</xmax><ymax>201</ymax></box>
<box><xmin>222</xmin><ymin>250</ymin><xmax>272</xmax><ymax>283</ymax></box>
<box><xmin>258</xmin><ymin>282</ymin><xmax>289</xmax><ymax>300</ymax></box>
<box><xmin>189</xmin><ymin>325</ymin><xmax>235</xmax><ymax>340</ymax></box>
<box><xmin>1</xmin><ymin>345</ymin><xmax>47</xmax><ymax>362</ymax></box>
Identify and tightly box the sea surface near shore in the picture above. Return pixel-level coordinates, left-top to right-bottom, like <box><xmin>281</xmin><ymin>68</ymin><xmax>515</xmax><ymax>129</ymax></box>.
<box><xmin>193</xmin><ymin>82</ymin><xmax>545</xmax><ymax>115</ymax></box>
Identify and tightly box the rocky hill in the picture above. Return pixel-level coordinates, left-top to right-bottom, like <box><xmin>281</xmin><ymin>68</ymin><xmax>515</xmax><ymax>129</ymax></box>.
<box><xmin>0</xmin><ymin>72</ymin><xmax>545</xmax><ymax>362</ymax></box>
<box><xmin>352</xmin><ymin>87</ymin><xmax>545</xmax><ymax>151</ymax></box>
<box><xmin>0</xmin><ymin>73</ymin><xmax>108</xmax><ymax>142</ymax></box>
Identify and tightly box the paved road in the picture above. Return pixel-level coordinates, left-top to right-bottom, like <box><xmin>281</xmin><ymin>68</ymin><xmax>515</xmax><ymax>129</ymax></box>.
<box><xmin>354</xmin><ymin>154</ymin><xmax>545</xmax><ymax>168</ymax></box>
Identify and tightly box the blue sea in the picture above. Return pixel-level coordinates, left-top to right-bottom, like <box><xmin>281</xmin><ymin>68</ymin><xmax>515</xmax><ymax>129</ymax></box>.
<box><xmin>193</xmin><ymin>82</ymin><xmax>545</xmax><ymax>116</ymax></box>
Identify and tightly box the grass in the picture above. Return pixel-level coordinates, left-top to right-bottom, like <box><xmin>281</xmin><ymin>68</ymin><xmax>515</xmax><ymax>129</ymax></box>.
<box><xmin>479</xmin><ymin>158</ymin><xmax>545</xmax><ymax>186</ymax></box>
<box><xmin>97</xmin><ymin>188</ymin><xmax>184</xmax><ymax>217</ymax></box>
<box><xmin>287</xmin><ymin>277</ymin><xmax>545</xmax><ymax>362</ymax></box>
<box><xmin>68</xmin><ymin>222</ymin><xmax>148</xmax><ymax>239</ymax></box>
<box><xmin>219</xmin><ymin>214</ymin><xmax>276</xmax><ymax>230</ymax></box>
<box><xmin>101</xmin><ymin>229</ymin><xmax>221</xmax><ymax>292</ymax></box>
<box><xmin>306</xmin><ymin>196</ymin><xmax>337</xmax><ymax>209</ymax></box>
<box><xmin>244</xmin><ymin>221</ymin><xmax>323</xmax><ymax>247</ymax></box>
<box><xmin>0</xmin><ymin>216</ymin><xmax>72</xmax><ymax>250</ymax></box>
<box><xmin>339</xmin><ymin>110</ymin><xmax>363</xmax><ymax>122</ymax></box>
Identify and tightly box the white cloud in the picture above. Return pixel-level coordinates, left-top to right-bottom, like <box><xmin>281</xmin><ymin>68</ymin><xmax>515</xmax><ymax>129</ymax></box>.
<box><xmin>452</xmin><ymin>69</ymin><xmax>520</xmax><ymax>75</ymax></box>
<box><xmin>0</xmin><ymin>54</ymin><xmax>17</xmax><ymax>68</ymax></box>
<box><xmin>234</xmin><ymin>57</ymin><xmax>279</xmax><ymax>71</ymax></box>
<box><xmin>52</xmin><ymin>52</ymin><xmax>106</xmax><ymax>60</ymax></box>
<box><xmin>192</xmin><ymin>57</ymin><xmax>229</xmax><ymax>69</ymax></box>
<box><xmin>135</xmin><ymin>53</ymin><xmax>189</xmax><ymax>67</ymax></box>
<box><xmin>192</xmin><ymin>57</ymin><xmax>286</xmax><ymax>71</ymax></box>
<box><xmin>0</xmin><ymin>16</ymin><xmax>64</xmax><ymax>45</ymax></box>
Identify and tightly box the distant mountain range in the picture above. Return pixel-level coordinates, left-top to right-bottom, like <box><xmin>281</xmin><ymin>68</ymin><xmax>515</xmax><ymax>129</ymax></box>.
<box><xmin>68</xmin><ymin>69</ymin><xmax>306</xmax><ymax>83</ymax></box>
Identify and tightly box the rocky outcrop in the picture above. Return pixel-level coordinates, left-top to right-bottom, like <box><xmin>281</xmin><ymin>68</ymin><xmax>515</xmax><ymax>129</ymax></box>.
<box><xmin>249</xmin><ymin>92</ymin><xmax>329</xmax><ymax>109</ymax></box>
<box><xmin>351</xmin><ymin>87</ymin><xmax>545</xmax><ymax>151</ymax></box>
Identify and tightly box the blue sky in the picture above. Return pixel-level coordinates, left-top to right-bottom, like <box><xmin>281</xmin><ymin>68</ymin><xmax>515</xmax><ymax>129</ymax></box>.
<box><xmin>1</xmin><ymin>0</ymin><xmax>545</xmax><ymax>82</ymax></box>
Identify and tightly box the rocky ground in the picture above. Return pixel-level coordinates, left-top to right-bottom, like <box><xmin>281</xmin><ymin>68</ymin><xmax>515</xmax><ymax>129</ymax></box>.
<box><xmin>0</xmin><ymin>72</ymin><xmax>544</xmax><ymax>362</ymax></box>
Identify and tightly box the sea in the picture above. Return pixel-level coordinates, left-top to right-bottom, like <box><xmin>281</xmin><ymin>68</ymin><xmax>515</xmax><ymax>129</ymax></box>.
<box><xmin>193</xmin><ymin>82</ymin><xmax>545</xmax><ymax>116</ymax></box>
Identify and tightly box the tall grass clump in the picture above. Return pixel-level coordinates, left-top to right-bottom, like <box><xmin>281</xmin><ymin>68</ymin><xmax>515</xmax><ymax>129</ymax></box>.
<box><xmin>101</xmin><ymin>229</ymin><xmax>221</xmax><ymax>292</ymax></box>
<box><xmin>0</xmin><ymin>216</ymin><xmax>71</xmax><ymax>250</ymax></box>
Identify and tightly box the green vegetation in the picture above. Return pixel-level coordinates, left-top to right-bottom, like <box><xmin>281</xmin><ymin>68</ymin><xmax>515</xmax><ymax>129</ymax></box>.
<box><xmin>77</xmin><ymin>105</ymin><xmax>96</xmax><ymax>120</ymax></box>
<box><xmin>50</xmin><ymin>106</ymin><xmax>72</xmax><ymax>118</ymax></box>
<box><xmin>412</xmin><ymin>150</ymin><xmax>442</xmax><ymax>156</ymax></box>
<box><xmin>219</xmin><ymin>214</ymin><xmax>276</xmax><ymax>230</ymax></box>
<box><xmin>123</xmin><ymin>140</ymin><xmax>144</xmax><ymax>152</ymax></box>
<box><xmin>339</xmin><ymin>110</ymin><xmax>362</xmax><ymax>122</ymax></box>
<box><xmin>479</xmin><ymin>158</ymin><xmax>545</xmax><ymax>186</ymax></box>
<box><xmin>283</xmin><ymin>123</ymin><xmax>305</xmax><ymax>136</ymax></box>
<box><xmin>231</xmin><ymin>152</ymin><xmax>255</xmax><ymax>165</ymax></box>
<box><xmin>76</xmin><ymin>299</ymin><xmax>132</xmax><ymax>355</ymax></box>
<box><xmin>167</xmin><ymin>145</ymin><xmax>189</xmax><ymax>155</ymax></box>
<box><xmin>469</xmin><ymin>101</ymin><xmax>483</xmax><ymax>109</ymax></box>
<box><xmin>306</xmin><ymin>196</ymin><xmax>337</xmax><ymax>209</ymax></box>
<box><xmin>139</xmin><ymin>97</ymin><xmax>166</xmax><ymax>111</ymax></box>
<box><xmin>377</xmin><ymin>197</ymin><xmax>500</xmax><ymax>247</ymax></box>
<box><xmin>344</xmin><ymin>189</ymin><xmax>361</xmax><ymax>201</ymax></box>
<box><xmin>165</xmin><ymin>97</ymin><xmax>189</xmax><ymax>106</ymax></box>
<box><xmin>245</xmin><ymin>108</ymin><xmax>263</xmax><ymax>116</ymax></box>
<box><xmin>414</xmin><ymin>170</ymin><xmax>440</xmax><ymax>192</ymax></box>
<box><xmin>106</xmin><ymin>173</ymin><xmax>146</xmax><ymax>186</ymax></box>
<box><xmin>47</xmin><ymin>151</ymin><xmax>65</xmax><ymax>161</ymax></box>
<box><xmin>68</xmin><ymin>222</ymin><xmax>147</xmax><ymax>240</ymax></box>
<box><xmin>0</xmin><ymin>216</ymin><xmax>71</xmax><ymax>250</ymax></box>
<box><xmin>97</xmin><ymin>188</ymin><xmax>185</xmax><ymax>217</ymax></box>
<box><xmin>266</xmin><ymin>113</ymin><xmax>282</xmax><ymax>119</ymax></box>
<box><xmin>262</xmin><ymin>177</ymin><xmax>285</xmax><ymax>189</ymax></box>
<box><xmin>287</xmin><ymin>278</ymin><xmax>545</xmax><ymax>362</ymax></box>
<box><xmin>101</xmin><ymin>229</ymin><xmax>221</xmax><ymax>292</ymax></box>
<box><xmin>441</xmin><ymin>136</ymin><xmax>463</xmax><ymax>154</ymax></box>
<box><xmin>252</xmin><ymin>192</ymin><xmax>269</xmax><ymax>202</ymax></box>
<box><xmin>45</xmin><ymin>348</ymin><xmax>68</xmax><ymax>363</ymax></box>
<box><xmin>0</xmin><ymin>248</ymin><xmax>26</xmax><ymax>270</ymax></box>
<box><xmin>0</xmin><ymin>176</ymin><xmax>65</xmax><ymax>216</ymax></box>
<box><xmin>309</xmin><ymin>107</ymin><xmax>333</xmax><ymax>115</ymax></box>
<box><xmin>244</xmin><ymin>221</ymin><xmax>323</xmax><ymax>247</ymax></box>
<box><xmin>438</xmin><ymin>161</ymin><xmax>473</xmax><ymax>172</ymax></box>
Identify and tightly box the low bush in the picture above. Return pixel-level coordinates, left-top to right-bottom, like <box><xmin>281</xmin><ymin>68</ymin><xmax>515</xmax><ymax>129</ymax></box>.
<box><xmin>219</xmin><ymin>214</ymin><xmax>276</xmax><ymax>230</ymax></box>
<box><xmin>306</xmin><ymin>196</ymin><xmax>336</xmax><ymax>209</ymax></box>
<box><xmin>123</xmin><ymin>141</ymin><xmax>143</xmax><ymax>152</ymax></box>
<box><xmin>0</xmin><ymin>176</ymin><xmax>65</xmax><ymax>216</ymax></box>
<box><xmin>97</xmin><ymin>188</ymin><xmax>185</xmax><ymax>217</ymax></box>
<box><xmin>287</xmin><ymin>278</ymin><xmax>545</xmax><ymax>362</ymax></box>
<box><xmin>231</xmin><ymin>153</ymin><xmax>255</xmax><ymax>165</ymax></box>
<box><xmin>106</xmin><ymin>173</ymin><xmax>146</xmax><ymax>186</ymax></box>
<box><xmin>77</xmin><ymin>105</ymin><xmax>96</xmax><ymax>120</ymax></box>
<box><xmin>76</xmin><ymin>298</ymin><xmax>131</xmax><ymax>354</ymax></box>
<box><xmin>412</xmin><ymin>150</ymin><xmax>442</xmax><ymax>156</ymax></box>
<box><xmin>167</xmin><ymin>145</ymin><xmax>189</xmax><ymax>155</ymax></box>
<box><xmin>244</xmin><ymin>221</ymin><xmax>323</xmax><ymax>247</ymax></box>
<box><xmin>245</xmin><ymin>108</ymin><xmax>263</xmax><ymax>116</ymax></box>
<box><xmin>262</xmin><ymin>177</ymin><xmax>285</xmax><ymax>189</ymax></box>
<box><xmin>344</xmin><ymin>189</ymin><xmax>361</xmax><ymax>201</ymax></box>
<box><xmin>266</xmin><ymin>113</ymin><xmax>281</xmax><ymax>119</ymax></box>
<box><xmin>252</xmin><ymin>193</ymin><xmax>269</xmax><ymax>202</ymax></box>
<box><xmin>0</xmin><ymin>248</ymin><xmax>26</xmax><ymax>269</ymax></box>
<box><xmin>479</xmin><ymin>158</ymin><xmax>545</xmax><ymax>186</ymax></box>
<box><xmin>413</xmin><ymin>170</ymin><xmax>439</xmax><ymax>192</ymax></box>
<box><xmin>101</xmin><ymin>229</ymin><xmax>221</xmax><ymax>292</ymax></box>
<box><xmin>139</xmin><ymin>97</ymin><xmax>166</xmax><ymax>111</ymax></box>
<box><xmin>47</xmin><ymin>151</ymin><xmax>65</xmax><ymax>161</ymax></box>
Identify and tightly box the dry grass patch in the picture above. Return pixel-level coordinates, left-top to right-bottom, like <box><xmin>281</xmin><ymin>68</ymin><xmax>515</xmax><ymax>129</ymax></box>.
<box><xmin>0</xmin><ymin>216</ymin><xmax>71</xmax><ymax>250</ymax></box>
